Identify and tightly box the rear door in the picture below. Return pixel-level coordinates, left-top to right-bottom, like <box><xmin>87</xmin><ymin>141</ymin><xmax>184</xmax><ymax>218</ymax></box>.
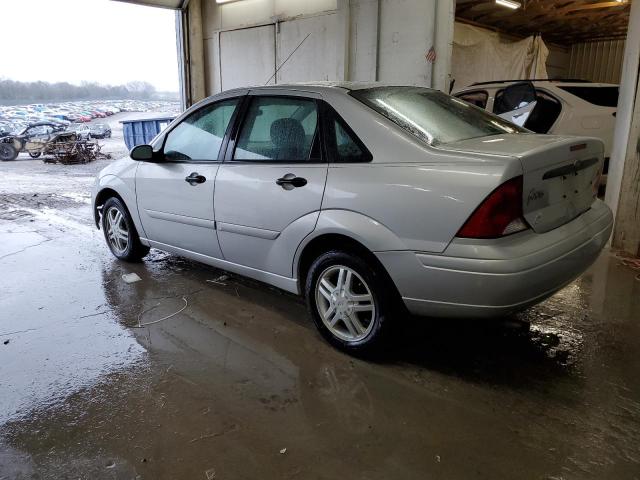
<box><xmin>213</xmin><ymin>91</ymin><xmax>327</xmax><ymax>277</ymax></box>
<box><xmin>135</xmin><ymin>95</ymin><xmax>242</xmax><ymax>258</ymax></box>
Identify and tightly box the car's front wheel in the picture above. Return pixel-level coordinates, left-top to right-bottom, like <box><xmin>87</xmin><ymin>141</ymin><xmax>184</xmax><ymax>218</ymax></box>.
<box><xmin>101</xmin><ymin>197</ymin><xmax>150</xmax><ymax>262</ymax></box>
<box><xmin>305</xmin><ymin>250</ymin><xmax>396</xmax><ymax>355</ymax></box>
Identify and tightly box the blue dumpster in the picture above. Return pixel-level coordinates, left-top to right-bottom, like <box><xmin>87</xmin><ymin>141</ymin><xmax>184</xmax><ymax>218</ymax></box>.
<box><xmin>120</xmin><ymin>115</ymin><xmax>176</xmax><ymax>150</ymax></box>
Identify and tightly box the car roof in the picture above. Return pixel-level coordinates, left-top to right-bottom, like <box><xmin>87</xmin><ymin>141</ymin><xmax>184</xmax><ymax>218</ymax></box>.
<box><xmin>218</xmin><ymin>81</ymin><xmax>435</xmax><ymax>96</ymax></box>
<box><xmin>458</xmin><ymin>79</ymin><xmax>618</xmax><ymax>91</ymax></box>
<box><xmin>26</xmin><ymin>121</ymin><xmax>61</xmax><ymax>127</ymax></box>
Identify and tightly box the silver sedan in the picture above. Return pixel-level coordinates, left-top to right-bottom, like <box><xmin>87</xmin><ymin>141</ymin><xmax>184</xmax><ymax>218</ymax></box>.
<box><xmin>93</xmin><ymin>83</ymin><xmax>613</xmax><ymax>354</ymax></box>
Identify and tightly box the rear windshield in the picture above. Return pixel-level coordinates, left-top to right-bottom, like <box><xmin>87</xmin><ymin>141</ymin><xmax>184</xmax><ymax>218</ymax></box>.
<box><xmin>350</xmin><ymin>86</ymin><xmax>526</xmax><ymax>146</ymax></box>
<box><xmin>558</xmin><ymin>86</ymin><xmax>619</xmax><ymax>107</ymax></box>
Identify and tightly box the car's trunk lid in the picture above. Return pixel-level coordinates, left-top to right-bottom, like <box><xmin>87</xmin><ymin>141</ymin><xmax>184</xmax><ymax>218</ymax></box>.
<box><xmin>440</xmin><ymin>133</ymin><xmax>603</xmax><ymax>233</ymax></box>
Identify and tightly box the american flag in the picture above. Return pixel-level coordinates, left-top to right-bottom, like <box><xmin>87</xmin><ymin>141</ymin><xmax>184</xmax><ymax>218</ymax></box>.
<box><xmin>425</xmin><ymin>46</ymin><xmax>437</xmax><ymax>63</ymax></box>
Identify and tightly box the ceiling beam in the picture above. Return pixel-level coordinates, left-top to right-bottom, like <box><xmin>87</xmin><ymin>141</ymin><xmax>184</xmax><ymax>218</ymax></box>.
<box><xmin>565</xmin><ymin>1</ymin><xmax>628</xmax><ymax>12</ymax></box>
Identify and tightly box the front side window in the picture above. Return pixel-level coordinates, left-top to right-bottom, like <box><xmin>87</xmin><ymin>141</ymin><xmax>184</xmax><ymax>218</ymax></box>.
<box><xmin>234</xmin><ymin>96</ymin><xmax>319</xmax><ymax>162</ymax></box>
<box><xmin>351</xmin><ymin>87</ymin><xmax>526</xmax><ymax>146</ymax></box>
<box><xmin>163</xmin><ymin>98</ymin><xmax>239</xmax><ymax>161</ymax></box>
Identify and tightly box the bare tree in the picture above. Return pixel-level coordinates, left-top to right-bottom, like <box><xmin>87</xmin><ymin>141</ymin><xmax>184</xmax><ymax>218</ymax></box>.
<box><xmin>0</xmin><ymin>79</ymin><xmax>168</xmax><ymax>104</ymax></box>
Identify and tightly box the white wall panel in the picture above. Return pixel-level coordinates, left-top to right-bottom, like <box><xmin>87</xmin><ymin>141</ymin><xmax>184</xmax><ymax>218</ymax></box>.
<box><xmin>275</xmin><ymin>0</ymin><xmax>337</xmax><ymax>17</ymax></box>
<box><xmin>377</xmin><ymin>0</ymin><xmax>436</xmax><ymax>85</ymax></box>
<box><xmin>220</xmin><ymin>25</ymin><xmax>276</xmax><ymax>90</ymax></box>
<box><xmin>200</xmin><ymin>0</ymin><xmax>443</xmax><ymax>95</ymax></box>
<box><xmin>349</xmin><ymin>0</ymin><xmax>379</xmax><ymax>81</ymax></box>
<box><xmin>203</xmin><ymin>0</ymin><xmax>338</xmax><ymax>36</ymax></box>
<box><xmin>276</xmin><ymin>14</ymin><xmax>344</xmax><ymax>83</ymax></box>
<box><xmin>204</xmin><ymin>36</ymin><xmax>221</xmax><ymax>95</ymax></box>
<box><xmin>219</xmin><ymin>0</ymin><xmax>274</xmax><ymax>30</ymax></box>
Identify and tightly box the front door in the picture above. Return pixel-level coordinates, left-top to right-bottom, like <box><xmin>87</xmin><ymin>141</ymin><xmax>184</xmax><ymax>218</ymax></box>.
<box><xmin>214</xmin><ymin>93</ymin><xmax>327</xmax><ymax>277</ymax></box>
<box><xmin>136</xmin><ymin>97</ymin><xmax>241</xmax><ymax>258</ymax></box>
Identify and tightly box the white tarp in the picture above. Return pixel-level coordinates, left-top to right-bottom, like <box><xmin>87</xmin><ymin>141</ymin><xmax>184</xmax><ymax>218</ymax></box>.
<box><xmin>452</xmin><ymin>22</ymin><xmax>549</xmax><ymax>92</ymax></box>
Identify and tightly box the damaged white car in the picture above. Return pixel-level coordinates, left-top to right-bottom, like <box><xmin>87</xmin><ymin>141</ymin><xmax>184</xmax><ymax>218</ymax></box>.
<box><xmin>454</xmin><ymin>79</ymin><xmax>618</xmax><ymax>191</ymax></box>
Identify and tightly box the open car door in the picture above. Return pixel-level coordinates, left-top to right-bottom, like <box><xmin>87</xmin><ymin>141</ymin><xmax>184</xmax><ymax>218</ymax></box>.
<box><xmin>494</xmin><ymin>81</ymin><xmax>537</xmax><ymax>127</ymax></box>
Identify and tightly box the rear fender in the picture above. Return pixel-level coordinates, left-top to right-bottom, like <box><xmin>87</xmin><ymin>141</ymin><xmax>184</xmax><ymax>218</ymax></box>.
<box><xmin>312</xmin><ymin>209</ymin><xmax>407</xmax><ymax>252</ymax></box>
<box><xmin>292</xmin><ymin>209</ymin><xmax>407</xmax><ymax>287</ymax></box>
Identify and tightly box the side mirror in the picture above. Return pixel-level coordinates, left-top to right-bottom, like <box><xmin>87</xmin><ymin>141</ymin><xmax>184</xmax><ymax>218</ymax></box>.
<box><xmin>130</xmin><ymin>144</ymin><xmax>155</xmax><ymax>161</ymax></box>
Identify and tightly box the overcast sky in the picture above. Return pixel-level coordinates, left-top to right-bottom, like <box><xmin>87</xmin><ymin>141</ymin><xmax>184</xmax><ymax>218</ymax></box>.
<box><xmin>1</xmin><ymin>0</ymin><xmax>179</xmax><ymax>92</ymax></box>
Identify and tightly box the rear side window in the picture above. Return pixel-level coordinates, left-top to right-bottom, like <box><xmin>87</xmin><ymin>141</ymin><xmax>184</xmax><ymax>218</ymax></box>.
<box><xmin>164</xmin><ymin>98</ymin><xmax>238</xmax><ymax>161</ymax></box>
<box><xmin>333</xmin><ymin>120</ymin><xmax>368</xmax><ymax>162</ymax></box>
<box><xmin>234</xmin><ymin>96</ymin><xmax>319</xmax><ymax>162</ymax></box>
<box><xmin>558</xmin><ymin>86</ymin><xmax>619</xmax><ymax>107</ymax></box>
<box><xmin>323</xmin><ymin>106</ymin><xmax>372</xmax><ymax>163</ymax></box>
<box><xmin>456</xmin><ymin>90</ymin><xmax>489</xmax><ymax>109</ymax></box>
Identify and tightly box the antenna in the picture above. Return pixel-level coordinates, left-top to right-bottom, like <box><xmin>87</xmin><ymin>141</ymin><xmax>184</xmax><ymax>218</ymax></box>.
<box><xmin>264</xmin><ymin>33</ymin><xmax>312</xmax><ymax>85</ymax></box>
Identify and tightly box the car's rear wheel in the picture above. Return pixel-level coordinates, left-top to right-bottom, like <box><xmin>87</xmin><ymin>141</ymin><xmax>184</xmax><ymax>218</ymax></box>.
<box><xmin>28</xmin><ymin>151</ymin><xmax>41</xmax><ymax>158</ymax></box>
<box><xmin>305</xmin><ymin>250</ymin><xmax>396</xmax><ymax>355</ymax></box>
<box><xmin>0</xmin><ymin>144</ymin><xmax>18</xmax><ymax>161</ymax></box>
<box><xmin>101</xmin><ymin>197</ymin><xmax>150</xmax><ymax>262</ymax></box>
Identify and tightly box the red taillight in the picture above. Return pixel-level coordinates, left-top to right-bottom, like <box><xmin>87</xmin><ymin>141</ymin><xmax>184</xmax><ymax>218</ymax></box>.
<box><xmin>456</xmin><ymin>176</ymin><xmax>529</xmax><ymax>239</ymax></box>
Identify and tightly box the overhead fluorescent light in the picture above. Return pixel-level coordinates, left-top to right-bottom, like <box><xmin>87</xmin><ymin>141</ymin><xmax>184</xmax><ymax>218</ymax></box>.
<box><xmin>216</xmin><ymin>0</ymin><xmax>242</xmax><ymax>3</ymax></box>
<box><xmin>496</xmin><ymin>0</ymin><xmax>521</xmax><ymax>9</ymax></box>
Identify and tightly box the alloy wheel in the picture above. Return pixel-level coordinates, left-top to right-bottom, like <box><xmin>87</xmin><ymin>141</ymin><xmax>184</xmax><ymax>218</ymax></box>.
<box><xmin>315</xmin><ymin>265</ymin><xmax>376</xmax><ymax>342</ymax></box>
<box><xmin>106</xmin><ymin>206</ymin><xmax>129</xmax><ymax>255</ymax></box>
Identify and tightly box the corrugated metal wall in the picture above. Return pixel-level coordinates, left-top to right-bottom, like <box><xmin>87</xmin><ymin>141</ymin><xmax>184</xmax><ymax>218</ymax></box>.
<box><xmin>569</xmin><ymin>39</ymin><xmax>626</xmax><ymax>84</ymax></box>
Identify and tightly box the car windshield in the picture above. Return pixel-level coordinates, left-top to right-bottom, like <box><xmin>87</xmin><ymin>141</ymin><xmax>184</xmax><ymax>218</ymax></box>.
<box><xmin>350</xmin><ymin>86</ymin><xmax>526</xmax><ymax>146</ymax></box>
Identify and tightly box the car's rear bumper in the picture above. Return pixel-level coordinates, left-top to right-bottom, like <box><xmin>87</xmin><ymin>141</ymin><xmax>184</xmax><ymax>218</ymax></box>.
<box><xmin>376</xmin><ymin>199</ymin><xmax>613</xmax><ymax>318</ymax></box>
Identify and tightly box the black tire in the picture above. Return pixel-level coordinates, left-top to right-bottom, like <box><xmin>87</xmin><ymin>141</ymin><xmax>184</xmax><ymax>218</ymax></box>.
<box><xmin>0</xmin><ymin>143</ymin><xmax>18</xmax><ymax>161</ymax></box>
<box><xmin>28</xmin><ymin>151</ymin><xmax>41</xmax><ymax>158</ymax></box>
<box><xmin>101</xmin><ymin>197</ymin><xmax>150</xmax><ymax>262</ymax></box>
<box><xmin>305</xmin><ymin>250</ymin><xmax>398</xmax><ymax>355</ymax></box>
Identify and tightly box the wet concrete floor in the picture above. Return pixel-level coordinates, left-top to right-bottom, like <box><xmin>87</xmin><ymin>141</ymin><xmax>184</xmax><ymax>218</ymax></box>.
<box><xmin>1</xmin><ymin>156</ymin><xmax>639</xmax><ymax>479</ymax></box>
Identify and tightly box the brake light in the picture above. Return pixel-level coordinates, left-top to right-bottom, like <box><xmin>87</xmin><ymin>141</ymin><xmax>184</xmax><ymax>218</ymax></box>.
<box><xmin>457</xmin><ymin>176</ymin><xmax>529</xmax><ymax>239</ymax></box>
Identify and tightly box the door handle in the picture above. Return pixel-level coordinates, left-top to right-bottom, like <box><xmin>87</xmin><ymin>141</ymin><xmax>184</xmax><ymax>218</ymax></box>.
<box><xmin>185</xmin><ymin>172</ymin><xmax>206</xmax><ymax>186</ymax></box>
<box><xmin>276</xmin><ymin>173</ymin><xmax>307</xmax><ymax>189</ymax></box>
